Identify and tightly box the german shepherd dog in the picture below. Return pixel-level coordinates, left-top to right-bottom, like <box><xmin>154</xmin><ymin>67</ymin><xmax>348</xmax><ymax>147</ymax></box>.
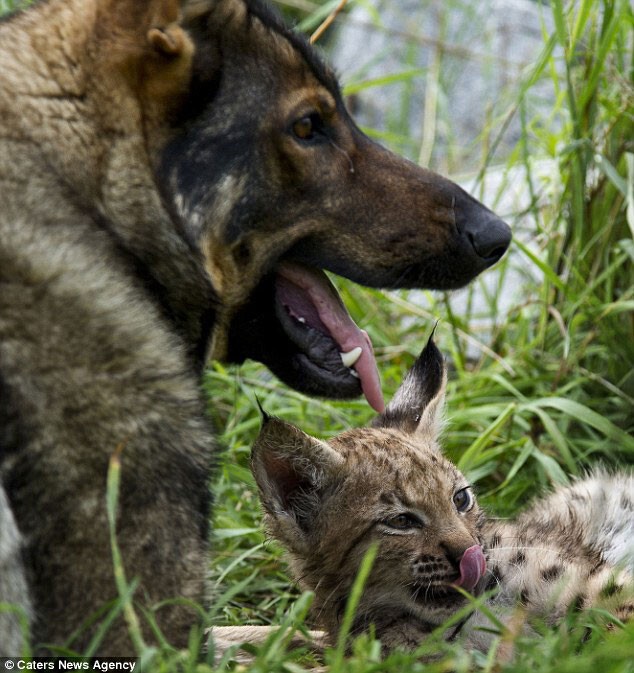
<box><xmin>0</xmin><ymin>0</ymin><xmax>510</xmax><ymax>655</ymax></box>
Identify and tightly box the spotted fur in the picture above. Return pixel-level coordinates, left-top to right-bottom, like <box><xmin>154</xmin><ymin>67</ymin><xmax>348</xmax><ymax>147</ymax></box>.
<box><xmin>252</xmin><ymin>338</ymin><xmax>634</xmax><ymax>653</ymax></box>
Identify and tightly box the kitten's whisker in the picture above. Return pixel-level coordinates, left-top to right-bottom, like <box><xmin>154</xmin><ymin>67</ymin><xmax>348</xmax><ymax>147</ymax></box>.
<box><xmin>315</xmin><ymin>578</ymin><xmax>348</xmax><ymax>624</ymax></box>
<box><xmin>491</xmin><ymin>545</ymin><xmax>572</xmax><ymax>556</ymax></box>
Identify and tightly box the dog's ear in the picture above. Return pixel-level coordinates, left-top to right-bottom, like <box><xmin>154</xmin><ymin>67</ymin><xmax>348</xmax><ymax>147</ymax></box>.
<box><xmin>146</xmin><ymin>0</ymin><xmax>191</xmax><ymax>57</ymax></box>
<box><xmin>92</xmin><ymin>1</ymin><xmax>197</xmax><ymax>122</ymax></box>
<box><xmin>136</xmin><ymin>1</ymin><xmax>199</xmax><ymax>128</ymax></box>
<box><xmin>101</xmin><ymin>1</ymin><xmax>194</xmax><ymax>58</ymax></box>
<box><xmin>251</xmin><ymin>417</ymin><xmax>343</xmax><ymax>554</ymax></box>
<box><xmin>372</xmin><ymin>332</ymin><xmax>447</xmax><ymax>442</ymax></box>
<box><xmin>147</xmin><ymin>24</ymin><xmax>188</xmax><ymax>58</ymax></box>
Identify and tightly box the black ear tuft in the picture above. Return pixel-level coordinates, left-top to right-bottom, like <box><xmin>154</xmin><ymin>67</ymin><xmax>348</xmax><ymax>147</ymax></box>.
<box><xmin>254</xmin><ymin>395</ymin><xmax>270</xmax><ymax>423</ymax></box>
<box><xmin>413</xmin><ymin>331</ymin><xmax>445</xmax><ymax>406</ymax></box>
<box><xmin>372</xmin><ymin>330</ymin><xmax>446</xmax><ymax>435</ymax></box>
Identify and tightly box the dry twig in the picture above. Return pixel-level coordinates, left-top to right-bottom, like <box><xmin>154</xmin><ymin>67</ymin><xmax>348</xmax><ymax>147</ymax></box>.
<box><xmin>310</xmin><ymin>0</ymin><xmax>348</xmax><ymax>44</ymax></box>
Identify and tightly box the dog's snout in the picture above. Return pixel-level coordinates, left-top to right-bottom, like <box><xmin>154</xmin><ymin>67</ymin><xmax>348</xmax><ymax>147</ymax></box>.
<box><xmin>467</xmin><ymin>215</ymin><xmax>511</xmax><ymax>262</ymax></box>
<box><xmin>458</xmin><ymin>201</ymin><xmax>511</xmax><ymax>264</ymax></box>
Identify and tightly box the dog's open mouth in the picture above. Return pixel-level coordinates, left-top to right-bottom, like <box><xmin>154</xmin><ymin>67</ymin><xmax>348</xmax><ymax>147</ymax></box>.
<box><xmin>274</xmin><ymin>263</ymin><xmax>384</xmax><ymax>412</ymax></box>
<box><xmin>225</xmin><ymin>261</ymin><xmax>385</xmax><ymax>411</ymax></box>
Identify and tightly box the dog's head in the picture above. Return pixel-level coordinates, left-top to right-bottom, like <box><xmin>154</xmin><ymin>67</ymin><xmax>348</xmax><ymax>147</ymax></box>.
<box><xmin>122</xmin><ymin>0</ymin><xmax>512</xmax><ymax>410</ymax></box>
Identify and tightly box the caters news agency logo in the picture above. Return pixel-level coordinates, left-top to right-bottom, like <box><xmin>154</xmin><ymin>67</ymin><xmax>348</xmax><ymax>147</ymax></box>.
<box><xmin>2</xmin><ymin>660</ymin><xmax>137</xmax><ymax>672</ymax></box>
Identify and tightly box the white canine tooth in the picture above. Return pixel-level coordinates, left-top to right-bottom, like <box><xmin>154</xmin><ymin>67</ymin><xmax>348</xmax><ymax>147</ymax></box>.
<box><xmin>350</xmin><ymin>370</ymin><xmax>360</xmax><ymax>379</ymax></box>
<box><xmin>297</xmin><ymin>317</ymin><xmax>306</xmax><ymax>323</ymax></box>
<box><xmin>340</xmin><ymin>346</ymin><xmax>363</xmax><ymax>368</ymax></box>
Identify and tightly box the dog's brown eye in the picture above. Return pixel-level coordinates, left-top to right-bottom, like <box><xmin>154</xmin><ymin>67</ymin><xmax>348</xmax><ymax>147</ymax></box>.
<box><xmin>292</xmin><ymin>116</ymin><xmax>314</xmax><ymax>140</ymax></box>
<box><xmin>453</xmin><ymin>488</ymin><xmax>473</xmax><ymax>513</ymax></box>
<box><xmin>292</xmin><ymin>114</ymin><xmax>324</xmax><ymax>141</ymax></box>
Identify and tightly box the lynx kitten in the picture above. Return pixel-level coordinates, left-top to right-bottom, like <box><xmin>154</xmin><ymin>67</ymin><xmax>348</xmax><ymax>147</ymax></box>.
<box><xmin>251</xmin><ymin>337</ymin><xmax>634</xmax><ymax>653</ymax></box>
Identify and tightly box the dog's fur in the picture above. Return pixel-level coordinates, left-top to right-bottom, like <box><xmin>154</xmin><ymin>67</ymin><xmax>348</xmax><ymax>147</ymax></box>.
<box><xmin>0</xmin><ymin>0</ymin><xmax>510</xmax><ymax>655</ymax></box>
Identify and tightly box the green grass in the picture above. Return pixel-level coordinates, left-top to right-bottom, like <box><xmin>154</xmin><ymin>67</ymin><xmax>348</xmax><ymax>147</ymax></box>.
<box><xmin>3</xmin><ymin>0</ymin><xmax>634</xmax><ymax>669</ymax></box>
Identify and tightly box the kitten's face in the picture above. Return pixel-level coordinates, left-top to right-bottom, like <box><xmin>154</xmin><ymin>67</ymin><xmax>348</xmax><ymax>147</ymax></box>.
<box><xmin>315</xmin><ymin>427</ymin><xmax>486</xmax><ymax>629</ymax></box>
<box><xmin>252</xmin><ymin>337</ymin><xmax>488</xmax><ymax>636</ymax></box>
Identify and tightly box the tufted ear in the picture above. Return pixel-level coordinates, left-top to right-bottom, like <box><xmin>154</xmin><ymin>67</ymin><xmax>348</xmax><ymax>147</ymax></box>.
<box><xmin>251</xmin><ymin>417</ymin><xmax>343</xmax><ymax>553</ymax></box>
<box><xmin>372</xmin><ymin>332</ymin><xmax>447</xmax><ymax>440</ymax></box>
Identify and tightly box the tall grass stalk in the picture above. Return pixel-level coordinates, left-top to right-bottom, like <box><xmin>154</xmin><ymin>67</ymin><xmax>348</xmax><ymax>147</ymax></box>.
<box><xmin>106</xmin><ymin>444</ymin><xmax>148</xmax><ymax>654</ymax></box>
<box><xmin>327</xmin><ymin>545</ymin><xmax>377</xmax><ymax>672</ymax></box>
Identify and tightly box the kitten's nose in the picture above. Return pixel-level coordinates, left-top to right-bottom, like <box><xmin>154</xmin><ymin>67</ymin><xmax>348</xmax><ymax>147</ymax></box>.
<box><xmin>440</xmin><ymin>538</ymin><xmax>475</xmax><ymax>567</ymax></box>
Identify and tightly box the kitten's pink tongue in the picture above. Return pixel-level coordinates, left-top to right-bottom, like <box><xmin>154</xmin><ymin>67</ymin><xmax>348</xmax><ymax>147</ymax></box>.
<box><xmin>454</xmin><ymin>545</ymin><xmax>487</xmax><ymax>592</ymax></box>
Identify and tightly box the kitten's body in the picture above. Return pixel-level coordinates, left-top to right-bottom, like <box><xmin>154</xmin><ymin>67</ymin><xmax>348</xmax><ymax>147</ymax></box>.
<box><xmin>472</xmin><ymin>471</ymin><xmax>634</xmax><ymax>650</ymax></box>
<box><xmin>251</xmin><ymin>339</ymin><xmax>634</xmax><ymax>653</ymax></box>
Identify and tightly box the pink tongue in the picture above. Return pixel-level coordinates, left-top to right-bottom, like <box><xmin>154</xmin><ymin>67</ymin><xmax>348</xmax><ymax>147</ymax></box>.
<box><xmin>454</xmin><ymin>545</ymin><xmax>487</xmax><ymax>592</ymax></box>
<box><xmin>276</xmin><ymin>262</ymin><xmax>385</xmax><ymax>413</ymax></box>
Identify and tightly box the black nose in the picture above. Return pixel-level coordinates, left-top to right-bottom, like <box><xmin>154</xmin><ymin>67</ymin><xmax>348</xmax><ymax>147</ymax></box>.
<box><xmin>456</xmin><ymin>194</ymin><xmax>512</xmax><ymax>264</ymax></box>
<box><xmin>466</xmin><ymin>213</ymin><xmax>512</xmax><ymax>262</ymax></box>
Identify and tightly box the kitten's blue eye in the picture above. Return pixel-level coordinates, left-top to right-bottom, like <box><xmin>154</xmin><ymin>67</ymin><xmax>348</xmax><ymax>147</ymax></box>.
<box><xmin>453</xmin><ymin>487</ymin><xmax>473</xmax><ymax>513</ymax></box>
<box><xmin>385</xmin><ymin>513</ymin><xmax>422</xmax><ymax>530</ymax></box>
